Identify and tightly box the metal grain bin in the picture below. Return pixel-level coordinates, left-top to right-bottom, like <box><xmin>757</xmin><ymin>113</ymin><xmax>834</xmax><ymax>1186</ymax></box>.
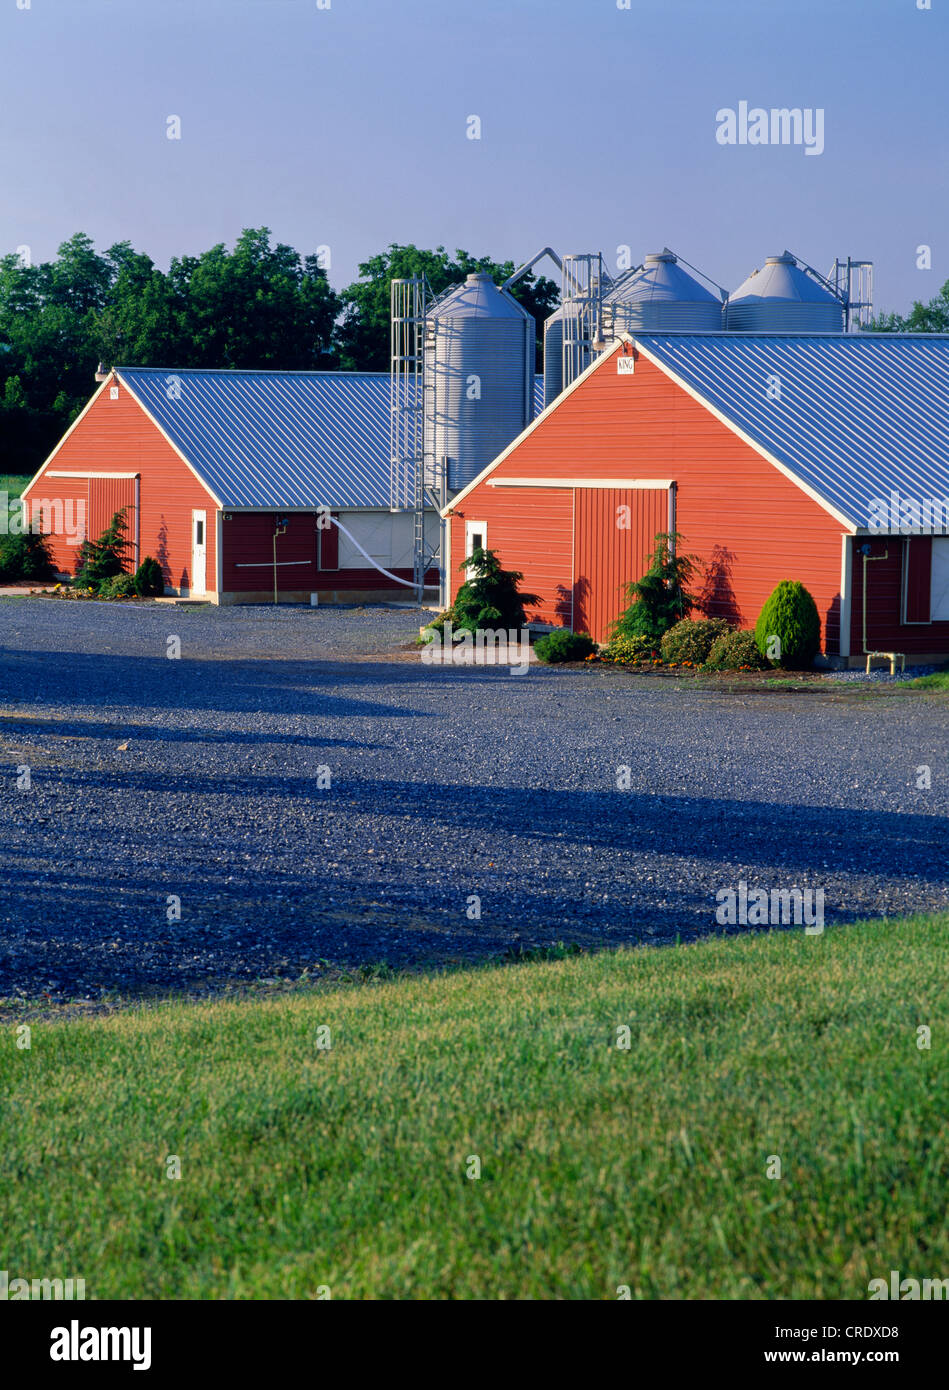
<box><xmin>606</xmin><ymin>251</ymin><xmax>722</xmax><ymax>334</ymax></box>
<box><xmin>726</xmin><ymin>252</ymin><xmax>845</xmax><ymax>331</ymax></box>
<box><xmin>543</xmin><ymin>306</ymin><xmax>564</xmax><ymax>408</ymax></box>
<box><xmin>424</xmin><ymin>272</ymin><xmax>534</xmax><ymax>493</ymax></box>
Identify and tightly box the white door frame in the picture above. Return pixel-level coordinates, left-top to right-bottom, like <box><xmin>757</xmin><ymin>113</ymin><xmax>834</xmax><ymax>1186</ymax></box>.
<box><xmin>191</xmin><ymin>509</ymin><xmax>207</xmax><ymax>594</ymax></box>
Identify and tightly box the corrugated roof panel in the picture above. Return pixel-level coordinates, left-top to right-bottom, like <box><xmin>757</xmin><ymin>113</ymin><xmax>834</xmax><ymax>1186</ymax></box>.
<box><xmin>634</xmin><ymin>334</ymin><xmax>949</xmax><ymax>529</ymax></box>
<box><xmin>117</xmin><ymin>368</ymin><xmax>393</xmax><ymax>508</ymax></box>
<box><xmin>118</xmin><ymin>367</ymin><xmax>547</xmax><ymax>508</ymax></box>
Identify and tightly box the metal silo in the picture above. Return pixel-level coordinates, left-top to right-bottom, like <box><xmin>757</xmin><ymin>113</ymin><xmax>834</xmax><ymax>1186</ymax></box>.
<box><xmin>424</xmin><ymin>271</ymin><xmax>534</xmax><ymax>493</ymax></box>
<box><xmin>725</xmin><ymin>252</ymin><xmax>845</xmax><ymax>331</ymax></box>
<box><xmin>543</xmin><ymin>306</ymin><xmax>564</xmax><ymax>408</ymax></box>
<box><xmin>605</xmin><ymin>251</ymin><xmax>722</xmax><ymax>333</ymax></box>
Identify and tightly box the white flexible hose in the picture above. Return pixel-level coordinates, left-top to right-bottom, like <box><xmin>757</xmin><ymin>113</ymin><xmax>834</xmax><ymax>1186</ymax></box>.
<box><xmin>326</xmin><ymin>513</ymin><xmax>424</xmax><ymax>589</ymax></box>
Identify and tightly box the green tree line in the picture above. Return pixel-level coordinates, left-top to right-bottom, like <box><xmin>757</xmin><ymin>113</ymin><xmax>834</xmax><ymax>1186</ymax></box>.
<box><xmin>865</xmin><ymin>281</ymin><xmax>949</xmax><ymax>334</ymax></box>
<box><xmin>0</xmin><ymin>229</ymin><xmax>559</xmax><ymax>476</ymax></box>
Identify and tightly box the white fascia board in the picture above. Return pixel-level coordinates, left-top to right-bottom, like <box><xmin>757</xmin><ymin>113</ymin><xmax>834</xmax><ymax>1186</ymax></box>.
<box><xmin>48</xmin><ymin>470</ymin><xmax>140</xmax><ymax>479</ymax></box>
<box><xmin>852</xmin><ymin>526</ymin><xmax>949</xmax><ymax>535</ymax></box>
<box><xmin>488</xmin><ymin>477</ymin><xmax>673</xmax><ymax>489</ymax></box>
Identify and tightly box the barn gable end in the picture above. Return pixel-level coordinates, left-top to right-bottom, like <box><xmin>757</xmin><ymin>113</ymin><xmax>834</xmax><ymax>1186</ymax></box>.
<box><xmin>446</xmin><ymin>341</ymin><xmax>846</xmax><ymax>649</ymax></box>
<box><xmin>21</xmin><ymin>374</ymin><xmax>218</xmax><ymax>596</ymax></box>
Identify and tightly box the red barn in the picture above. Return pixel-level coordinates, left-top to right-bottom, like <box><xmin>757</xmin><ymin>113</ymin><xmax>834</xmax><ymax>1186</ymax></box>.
<box><xmin>443</xmin><ymin>333</ymin><xmax>949</xmax><ymax>665</ymax></box>
<box><xmin>21</xmin><ymin>367</ymin><xmax>439</xmax><ymax>603</ymax></box>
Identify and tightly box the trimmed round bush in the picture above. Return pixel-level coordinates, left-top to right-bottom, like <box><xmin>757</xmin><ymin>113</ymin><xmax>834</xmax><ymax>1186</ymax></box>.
<box><xmin>133</xmin><ymin>556</ymin><xmax>165</xmax><ymax>597</ymax></box>
<box><xmin>660</xmin><ymin>617</ymin><xmax>732</xmax><ymax>665</ymax></box>
<box><xmin>533</xmin><ymin>629</ymin><xmax>596</xmax><ymax>663</ymax></box>
<box><xmin>754</xmin><ymin>580</ymin><xmax>821</xmax><ymax>669</ymax></box>
<box><xmin>704</xmin><ymin>629</ymin><xmax>769</xmax><ymax>671</ymax></box>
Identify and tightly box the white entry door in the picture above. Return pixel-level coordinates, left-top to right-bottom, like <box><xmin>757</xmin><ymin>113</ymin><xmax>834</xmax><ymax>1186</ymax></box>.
<box><xmin>191</xmin><ymin>510</ymin><xmax>207</xmax><ymax>594</ymax></box>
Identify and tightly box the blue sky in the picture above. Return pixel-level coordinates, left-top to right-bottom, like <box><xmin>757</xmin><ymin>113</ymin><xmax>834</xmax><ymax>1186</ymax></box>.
<box><xmin>0</xmin><ymin>0</ymin><xmax>945</xmax><ymax>315</ymax></box>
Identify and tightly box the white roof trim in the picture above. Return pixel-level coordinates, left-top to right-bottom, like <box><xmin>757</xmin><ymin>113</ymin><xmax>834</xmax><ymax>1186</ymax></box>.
<box><xmin>219</xmin><ymin>505</ymin><xmax>439</xmax><ymax>515</ymax></box>
<box><xmin>21</xmin><ymin>372</ymin><xmax>224</xmax><ymax>511</ymax></box>
<box><xmin>488</xmin><ymin>477</ymin><xmax>673</xmax><ymax>489</ymax></box>
<box><xmin>48</xmin><ymin>471</ymin><xmax>140</xmax><ymax>479</ymax></box>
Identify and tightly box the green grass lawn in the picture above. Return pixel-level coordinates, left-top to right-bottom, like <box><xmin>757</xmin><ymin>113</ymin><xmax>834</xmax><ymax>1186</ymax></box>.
<box><xmin>0</xmin><ymin>474</ymin><xmax>31</xmax><ymax>500</ymax></box>
<box><xmin>911</xmin><ymin>671</ymin><xmax>949</xmax><ymax>690</ymax></box>
<box><xmin>1</xmin><ymin>916</ymin><xmax>946</xmax><ymax>1300</ymax></box>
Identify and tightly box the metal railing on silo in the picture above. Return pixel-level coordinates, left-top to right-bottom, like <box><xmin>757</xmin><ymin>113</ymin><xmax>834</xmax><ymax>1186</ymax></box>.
<box><xmin>561</xmin><ymin>253</ymin><xmax>612</xmax><ymax>393</ymax></box>
<box><xmin>390</xmin><ymin>276</ymin><xmax>427</xmax><ymax>515</ymax></box>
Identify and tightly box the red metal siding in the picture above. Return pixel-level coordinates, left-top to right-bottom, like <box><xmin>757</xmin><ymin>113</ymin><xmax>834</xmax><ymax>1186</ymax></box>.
<box><xmin>850</xmin><ymin>537</ymin><xmax>949</xmax><ymax>655</ymax></box>
<box><xmin>221</xmin><ymin>512</ymin><xmax>433</xmax><ymax>594</ymax></box>
<box><xmin>222</xmin><ymin>513</ymin><xmax>317</xmax><ymax>592</ymax></box>
<box><xmin>450</xmin><ymin>347</ymin><xmax>847</xmax><ymax>652</ymax></box>
<box><xmin>88</xmin><ymin>478</ymin><xmax>138</xmax><ymax>558</ymax></box>
<box><xmin>22</xmin><ymin>378</ymin><xmax>217</xmax><ymax>592</ymax></box>
<box><xmin>573</xmin><ymin>488</ymin><xmax>668</xmax><ymax>641</ymax></box>
<box><xmin>454</xmin><ymin>488</ymin><xmax>574</xmax><ymax>626</ymax></box>
<box><xmin>24</xmin><ymin>479</ymin><xmax>88</xmax><ymax>576</ymax></box>
<box><xmin>903</xmin><ymin>537</ymin><xmax>932</xmax><ymax>626</ymax></box>
<box><xmin>319</xmin><ymin>513</ymin><xmax>339</xmax><ymax>570</ymax></box>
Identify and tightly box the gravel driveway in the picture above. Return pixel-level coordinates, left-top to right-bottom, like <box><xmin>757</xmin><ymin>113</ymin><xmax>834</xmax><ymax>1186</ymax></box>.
<box><xmin>2</xmin><ymin>598</ymin><xmax>949</xmax><ymax>1001</ymax></box>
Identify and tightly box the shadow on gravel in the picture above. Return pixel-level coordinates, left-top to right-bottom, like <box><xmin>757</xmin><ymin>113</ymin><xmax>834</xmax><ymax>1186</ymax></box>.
<box><xmin>3</xmin><ymin>637</ymin><xmax>948</xmax><ymax>996</ymax></box>
<box><xmin>3</xmin><ymin>767</ymin><xmax>948</xmax><ymax>995</ymax></box>
<box><xmin>0</xmin><ymin>647</ymin><xmax>545</xmax><ymax>714</ymax></box>
<box><xmin>0</xmin><ymin>712</ymin><xmax>378</xmax><ymax>750</ymax></box>
<box><xmin>9</xmin><ymin>769</ymin><xmax>949</xmax><ymax>884</ymax></box>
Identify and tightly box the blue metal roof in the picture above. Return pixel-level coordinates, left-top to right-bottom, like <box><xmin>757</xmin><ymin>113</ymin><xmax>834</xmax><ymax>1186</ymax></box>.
<box><xmin>634</xmin><ymin>334</ymin><xmax>949</xmax><ymax>529</ymax></box>
<box><xmin>118</xmin><ymin>367</ymin><xmax>545</xmax><ymax>509</ymax></box>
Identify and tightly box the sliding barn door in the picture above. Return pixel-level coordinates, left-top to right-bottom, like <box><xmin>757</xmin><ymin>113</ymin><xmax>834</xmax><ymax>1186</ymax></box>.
<box><xmin>87</xmin><ymin>477</ymin><xmax>138</xmax><ymax>563</ymax></box>
<box><xmin>572</xmin><ymin>487</ymin><xmax>670</xmax><ymax>643</ymax></box>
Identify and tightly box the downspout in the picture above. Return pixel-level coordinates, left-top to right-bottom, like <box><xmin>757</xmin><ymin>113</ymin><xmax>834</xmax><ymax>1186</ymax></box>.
<box><xmin>273</xmin><ymin>515</ymin><xmax>288</xmax><ymax>605</ymax></box>
<box><xmin>134</xmin><ymin>474</ymin><xmax>141</xmax><ymax>568</ymax></box>
<box><xmin>838</xmin><ymin>533</ymin><xmax>852</xmax><ymax>660</ymax></box>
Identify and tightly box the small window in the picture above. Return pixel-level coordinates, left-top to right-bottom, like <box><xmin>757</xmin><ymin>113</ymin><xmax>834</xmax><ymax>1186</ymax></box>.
<box><xmin>465</xmin><ymin>521</ymin><xmax>487</xmax><ymax>558</ymax></box>
<box><xmin>195</xmin><ymin>520</ymin><xmax>204</xmax><ymax>545</ymax></box>
<box><xmin>930</xmin><ymin>538</ymin><xmax>949</xmax><ymax>621</ymax></box>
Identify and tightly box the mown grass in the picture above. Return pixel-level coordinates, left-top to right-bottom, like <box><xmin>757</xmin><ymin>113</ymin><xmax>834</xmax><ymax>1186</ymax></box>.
<box><xmin>1</xmin><ymin>916</ymin><xmax>946</xmax><ymax>1300</ymax></box>
<box><xmin>910</xmin><ymin>671</ymin><xmax>949</xmax><ymax>690</ymax></box>
<box><xmin>0</xmin><ymin>474</ymin><xmax>31</xmax><ymax>500</ymax></box>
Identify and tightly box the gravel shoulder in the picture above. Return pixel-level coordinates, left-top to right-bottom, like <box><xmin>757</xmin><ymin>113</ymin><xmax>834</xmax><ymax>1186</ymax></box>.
<box><xmin>2</xmin><ymin>598</ymin><xmax>949</xmax><ymax>1009</ymax></box>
